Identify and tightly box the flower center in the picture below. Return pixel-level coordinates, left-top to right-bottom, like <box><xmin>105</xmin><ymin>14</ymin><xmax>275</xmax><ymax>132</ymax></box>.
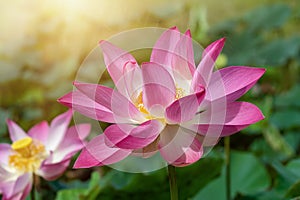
<box><xmin>134</xmin><ymin>92</ymin><xmax>166</xmax><ymax>123</ymax></box>
<box><xmin>9</xmin><ymin>137</ymin><xmax>47</xmax><ymax>173</ymax></box>
<box><xmin>134</xmin><ymin>88</ymin><xmax>185</xmax><ymax>123</ymax></box>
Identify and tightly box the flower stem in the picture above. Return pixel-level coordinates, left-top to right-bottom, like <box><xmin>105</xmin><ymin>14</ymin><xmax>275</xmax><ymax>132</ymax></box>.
<box><xmin>225</xmin><ymin>137</ymin><xmax>231</xmax><ymax>200</ymax></box>
<box><xmin>168</xmin><ymin>165</ymin><xmax>178</xmax><ymax>200</ymax></box>
<box><xmin>31</xmin><ymin>174</ymin><xmax>36</xmax><ymax>200</ymax></box>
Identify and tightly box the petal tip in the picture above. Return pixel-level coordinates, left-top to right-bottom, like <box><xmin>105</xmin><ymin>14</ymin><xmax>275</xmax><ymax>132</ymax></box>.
<box><xmin>57</xmin><ymin>95</ymin><xmax>73</xmax><ymax>109</ymax></box>
<box><xmin>73</xmin><ymin>81</ymin><xmax>86</xmax><ymax>87</ymax></box>
<box><xmin>218</xmin><ymin>37</ymin><xmax>226</xmax><ymax>46</ymax></box>
<box><xmin>73</xmin><ymin>160</ymin><xmax>85</xmax><ymax>169</ymax></box>
<box><xmin>73</xmin><ymin>149</ymin><xmax>102</xmax><ymax>169</ymax></box>
<box><xmin>57</xmin><ymin>96</ymin><xmax>66</xmax><ymax>104</ymax></box>
<box><xmin>98</xmin><ymin>40</ymin><xmax>105</xmax><ymax>45</ymax></box>
<box><xmin>185</xmin><ymin>29</ymin><xmax>192</xmax><ymax>37</ymax></box>
<box><xmin>6</xmin><ymin>118</ymin><xmax>12</xmax><ymax>124</ymax></box>
<box><xmin>258</xmin><ymin>111</ymin><xmax>265</xmax><ymax>121</ymax></box>
<box><xmin>260</xmin><ymin>67</ymin><xmax>267</xmax><ymax>74</ymax></box>
<box><xmin>170</xmin><ymin>26</ymin><xmax>178</xmax><ymax>31</ymax></box>
<box><xmin>65</xmin><ymin>109</ymin><xmax>73</xmax><ymax>116</ymax></box>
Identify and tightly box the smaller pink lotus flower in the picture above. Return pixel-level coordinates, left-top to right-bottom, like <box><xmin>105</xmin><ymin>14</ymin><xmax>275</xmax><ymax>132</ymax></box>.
<box><xmin>58</xmin><ymin>27</ymin><xmax>265</xmax><ymax>169</ymax></box>
<box><xmin>0</xmin><ymin>110</ymin><xmax>90</xmax><ymax>200</ymax></box>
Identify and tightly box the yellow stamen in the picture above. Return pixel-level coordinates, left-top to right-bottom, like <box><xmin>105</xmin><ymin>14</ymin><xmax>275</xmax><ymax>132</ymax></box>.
<box><xmin>175</xmin><ymin>87</ymin><xmax>185</xmax><ymax>99</ymax></box>
<box><xmin>9</xmin><ymin>137</ymin><xmax>47</xmax><ymax>173</ymax></box>
<box><xmin>134</xmin><ymin>92</ymin><xmax>166</xmax><ymax>124</ymax></box>
<box><xmin>135</xmin><ymin>92</ymin><xmax>149</xmax><ymax>115</ymax></box>
<box><xmin>11</xmin><ymin>137</ymin><xmax>32</xmax><ymax>150</ymax></box>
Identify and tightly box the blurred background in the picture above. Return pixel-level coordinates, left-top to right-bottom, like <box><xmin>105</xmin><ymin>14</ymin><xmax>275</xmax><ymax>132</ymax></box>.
<box><xmin>0</xmin><ymin>0</ymin><xmax>300</xmax><ymax>199</ymax></box>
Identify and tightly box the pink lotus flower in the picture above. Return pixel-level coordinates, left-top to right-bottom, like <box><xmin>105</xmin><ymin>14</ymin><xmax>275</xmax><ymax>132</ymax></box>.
<box><xmin>0</xmin><ymin>110</ymin><xmax>90</xmax><ymax>200</ymax></box>
<box><xmin>58</xmin><ymin>27</ymin><xmax>265</xmax><ymax>168</ymax></box>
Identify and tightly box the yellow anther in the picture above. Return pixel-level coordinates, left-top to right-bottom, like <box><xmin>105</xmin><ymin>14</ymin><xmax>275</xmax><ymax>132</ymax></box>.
<box><xmin>11</xmin><ymin>137</ymin><xmax>32</xmax><ymax>150</ymax></box>
<box><xmin>135</xmin><ymin>92</ymin><xmax>150</xmax><ymax>115</ymax></box>
<box><xmin>175</xmin><ymin>87</ymin><xmax>185</xmax><ymax>99</ymax></box>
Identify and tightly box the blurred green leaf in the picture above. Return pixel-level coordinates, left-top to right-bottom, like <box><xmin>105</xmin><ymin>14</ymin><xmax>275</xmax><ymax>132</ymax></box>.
<box><xmin>193</xmin><ymin>151</ymin><xmax>270</xmax><ymax>200</ymax></box>
<box><xmin>193</xmin><ymin>175</ymin><xmax>225</xmax><ymax>200</ymax></box>
<box><xmin>270</xmin><ymin>109</ymin><xmax>300</xmax><ymax>129</ymax></box>
<box><xmin>22</xmin><ymin>107</ymin><xmax>43</xmax><ymax>121</ymax></box>
<box><xmin>97</xmin><ymin>155</ymin><xmax>223</xmax><ymax>200</ymax></box>
<box><xmin>99</xmin><ymin>169</ymin><xmax>169</xmax><ymax>200</ymax></box>
<box><xmin>250</xmin><ymin>138</ymin><xmax>290</xmax><ymax>162</ymax></box>
<box><xmin>55</xmin><ymin>172</ymin><xmax>101</xmax><ymax>200</ymax></box>
<box><xmin>210</xmin><ymin>3</ymin><xmax>299</xmax><ymax>67</ymax></box>
<box><xmin>0</xmin><ymin>108</ymin><xmax>11</xmax><ymax>138</ymax></box>
<box><xmin>55</xmin><ymin>189</ymin><xmax>86</xmax><ymax>200</ymax></box>
<box><xmin>226</xmin><ymin>36</ymin><xmax>300</xmax><ymax>66</ymax></box>
<box><xmin>284</xmin><ymin>132</ymin><xmax>300</xmax><ymax>152</ymax></box>
<box><xmin>177</xmin><ymin>154</ymin><xmax>224</xmax><ymax>199</ymax></box>
<box><xmin>223</xmin><ymin>32</ymin><xmax>263</xmax><ymax>66</ymax></box>
<box><xmin>253</xmin><ymin>36</ymin><xmax>300</xmax><ymax>66</ymax></box>
<box><xmin>285</xmin><ymin>180</ymin><xmax>300</xmax><ymax>198</ymax></box>
<box><xmin>243</xmin><ymin>4</ymin><xmax>291</xmax><ymax>32</ymax></box>
<box><xmin>242</xmin><ymin>190</ymin><xmax>289</xmax><ymax>200</ymax></box>
<box><xmin>230</xmin><ymin>151</ymin><xmax>270</xmax><ymax>194</ymax></box>
<box><xmin>286</xmin><ymin>158</ymin><xmax>300</xmax><ymax>178</ymax></box>
<box><xmin>109</xmin><ymin>171</ymin><xmax>135</xmax><ymax>190</ymax></box>
<box><xmin>262</xmin><ymin>125</ymin><xmax>294</xmax><ymax>158</ymax></box>
<box><xmin>275</xmin><ymin>84</ymin><xmax>300</xmax><ymax>108</ymax></box>
<box><xmin>85</xmin><ymin>171</ymin><xmax>101</xmax><ymax>200</ymax></box>
<box><xmin>270</xmin><ymin>160</ymin><xmax>298</xmax><ymax>184</ymax></box>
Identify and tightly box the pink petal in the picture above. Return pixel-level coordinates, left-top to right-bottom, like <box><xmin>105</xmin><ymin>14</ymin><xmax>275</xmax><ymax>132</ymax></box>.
<box><xmin>115</xmin><ymin>61</ymin><xmax>143</xmax><ymax>101</ymax></box>
<box><xmin>191</xmin><ymin>38</ymin><xmax>226</xmax><ymax>90</ymax></box>
<box><xmin>50</xmin><ymin>124</ymin><xmax>91</xmax><ymax>163</ymax></box>
<box><xmin>0</xmin><ymin>173</ymin><xmax>32</xmax><ymax>200</ymax></box>
<box><xmin>165</xmin><ymin>89</ymin><xmax>205</xmax><ymax>124</ymax></box>
<box><xmin>189</xmin><ymin>101</ymin><xmax>264</xmax><ymax>137</ymax></box>
<box><xmin>28</xmin><ymin>121</ymin><xmax>49</xmax><ymax>144</ymax></box>
<box><xmin>158</xmin><ymin>125</ymin><xmax>203</xmax><ymax>167</ymax></box>
<box><xmin>72</xmin><ymin>124</ymin><xmax>91</xmax><ymax>140</ymax></box>
<box><xmin>171</xmin><ymin>29</ymin><xmax>196</xmax><ymax>80</ymax></box>
<box><xmin>0</xmin><ymin>165</ymin><xmax>12</xmax><ymax>182</ymax></box>
<box><xmin>0</xmin><ymin>144</ymin><xmax>12</xmax><ymax>165</ymax></box>
<box><xmin>99</xmin><ymin>40</ymin><xmax>137</xmax><ymax>87</ymax></box>
<box><xmin>110</xmin><ymin>92</ymin><xmax>146</xmax><ymax>123</ymax></box>
<box><xmin>73</xmin><ymin>134</ymin><xmax>131</xmax><ymax>168</ymax></box>
<box><xmin>141</xmin><ymin>62</ymin><xmax>176</xmax><ymax>117</ymax></box>
<box><xmin>104</xmin><ymin>120</ymin><xmax>164</xmax><ymax>149</ymax></box>
<box><xmin>131</xmin><ymin>138</ymin><xmax>160</xmax><ymax>158</ymax></box>
<box><xmin>46</xmin><ymin>110</ymin><xmax>72</xmax><ymax>151</ymax></box>
<box><xmin>150</xmin><ymin>26</ymin><xmax>181</xmax><ymax>68</ymax></box>
<box><xmin>73</xmin><ymin>82</ymin><xmax>115</xmax><ymax>110</ymax></box>
<box><xmin>197</xmin><ymin>134</ymin><xmax>220</xmax><ymax>147</ymax></box>
<box><xmin>58</xmin><ymin>90</ymin><xmax>115</xmax><ymax>123</ymax></box>
<box><xmin>6</xmin><ymin>120</ymin><xmax>27</xmax><ymax>142</ymax></box>
<box><xmin>19</xmin><ymin>181</ymin><xmax>32</xmax><ymax>200</ymax></box>
<box><xmin>37</xmin><ymin>159</ymin><xmax>70</xmax><ymax>180</ymax></box>
<box><xmin>208</xmin><ymin>66</ymin><xmax>266</xmax><ymax>102</ymax></box>
<box><xmin>73</xmin><ymin>82</ymin><xmax>145</xmax><ymax>123</ymax></box>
